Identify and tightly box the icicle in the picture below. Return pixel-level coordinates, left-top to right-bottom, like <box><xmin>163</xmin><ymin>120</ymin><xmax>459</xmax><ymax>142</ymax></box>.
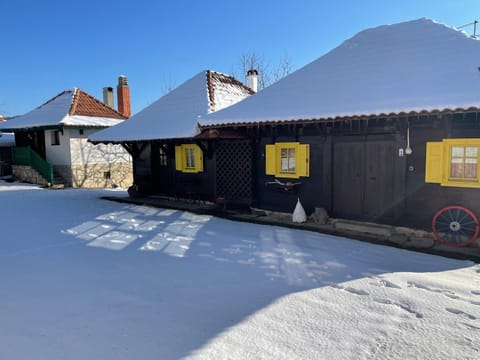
<box><xmin>292</xmin><ymin>197</ymin><xmax>307</xmax><ymax>223</ymax></box>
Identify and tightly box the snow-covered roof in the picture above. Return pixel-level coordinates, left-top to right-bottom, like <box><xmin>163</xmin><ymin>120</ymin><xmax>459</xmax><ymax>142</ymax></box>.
<box><xmin>0</xmin><ymin>88</ymin><xmax>126</xmax><ymax>132</ymax></box>
<box><xmin>200</xmin><ymin>18</ymin><xmax>480</xmax><ymax>127</ymax></box>
<box><xmin>0</xmin><ymin>132</ymin><xmax>15</xmax><ymax>147</ymax></box>
<box><xmin>89</xmin><ymin>70</ymin><xmax>253</xmax><ymax>143</ymax></box>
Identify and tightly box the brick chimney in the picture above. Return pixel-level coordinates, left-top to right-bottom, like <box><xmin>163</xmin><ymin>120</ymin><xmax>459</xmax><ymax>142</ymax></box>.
<box><xmin>117</xmin><ymin>75</ymin><xmax>131</xmax><ymax>118</ymax></box>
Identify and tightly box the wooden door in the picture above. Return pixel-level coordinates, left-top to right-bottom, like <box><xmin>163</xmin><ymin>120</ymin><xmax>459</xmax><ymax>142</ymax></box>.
<box><xmin>364</xmin><ymin>140</ymin><xmax>395</xmax><ymax>219</ymax></box>
<box><xmin>333</xmin><ymin>141</ymin><xmax>364</xmax><ymax>218</ymax></box>
<box><xmin>332</xmin><ymin>137</ymin><xmax>396</xmax><ymax>221</ymax></box>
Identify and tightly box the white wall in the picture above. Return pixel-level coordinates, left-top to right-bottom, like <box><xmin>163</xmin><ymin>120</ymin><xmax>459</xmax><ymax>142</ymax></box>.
<box><xmin>45</xmin><ymin>129</ymin><xmax>72</xmax><ymax>166</ymax></box>
<box><xmin>70</xmin><ymin>128</ymin><xmax>131</xmax><ymax>166</ymax></box>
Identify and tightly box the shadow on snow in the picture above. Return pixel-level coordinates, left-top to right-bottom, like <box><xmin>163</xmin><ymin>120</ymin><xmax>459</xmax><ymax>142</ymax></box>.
<box><xmin>0</xmin><ymin>185</ymin><xmax>474</xmax><ymax>359</ymax></box>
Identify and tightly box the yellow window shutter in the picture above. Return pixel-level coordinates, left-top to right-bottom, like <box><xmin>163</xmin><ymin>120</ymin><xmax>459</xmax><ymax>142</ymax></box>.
<box><xmin>175</xmin><ymin>145</ymin><xmax>183</xmax><ymax>171</ymax></box>
<box><xmin>194</xmin><ymin>145</ymin><xmax>204</xmax><ymax>173</ymax></box>
<box><xmin>296</xmin><ymin>143</ymin><xmax>310</xmax><ymax>177</ymax></box>
<box><xmin>265</xmin><ymin>144</ymin><xmax>277</xmax><ymax>175</ymax></box>
<box><xmin>425</xmin><ymin>142</ymin><xmax>443</xmax><ymax>183</ymax></box>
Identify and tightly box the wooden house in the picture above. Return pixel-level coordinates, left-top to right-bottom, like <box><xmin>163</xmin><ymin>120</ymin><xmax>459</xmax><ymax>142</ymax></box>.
<box><xmin>89</xmin><ymin>70</ymin><xmax>254</xmax><ymax>200</ymax></box>
<box><xmin>192</xmin><ymin>18</ymin><xmax>480</xmax><ymax>246</ymax></box>
<box><xmin>0</xmin><ymin>79</ymin><xmax>132</xmax><ymax>188</ymax></box>
<box><xmin>92</xmin><ymin>19</ymin><xmax>480</xmax><ymax>246</ymax></box>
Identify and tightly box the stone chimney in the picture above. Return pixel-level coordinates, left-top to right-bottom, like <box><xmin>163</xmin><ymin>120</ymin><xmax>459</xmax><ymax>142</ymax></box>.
<box><xmin>103</xmin><ymin>87</ymin><xmax>114</xmax><ymax>109</ymax></box>
<box><xmin>117</xmin><ymin>75</ymin><xmax>131</xmax><ymax>118</ymax></box>
<box><xmin>246</xmin><ymin>69</ymin><xmax>258</xmax><ymax>93</ymax></box>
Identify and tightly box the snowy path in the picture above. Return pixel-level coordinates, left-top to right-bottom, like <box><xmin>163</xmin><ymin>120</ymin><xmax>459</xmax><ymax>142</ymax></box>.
<box><xmin>0</xmin><ymin>182</ymin><xmax>479</xmax><ymax>359</ymax></box>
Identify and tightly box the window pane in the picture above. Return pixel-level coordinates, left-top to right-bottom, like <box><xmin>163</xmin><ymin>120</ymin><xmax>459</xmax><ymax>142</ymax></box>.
<box><xmin>280</xmin><ymin>147</ymin><xmax>295</xmax><ymax>172</ymax></box>
<box><xmin>288</xmin><ymin>148</ymin><xmax>295</xmax><ymax>171</ymax></box>
<box><xmin>450</xmin><ymin>163</ymin><xmax>463</xmax><ymax>178</ymax></box>
<box><xmin>451</xmin><ymin>146</ymin><xmax>464</xmax><ymax>157</ymax></box>
<box><xmin>51</xmin><ymin>130</ymin><xmax>60</xmax><ymax>146</ymax></box>
<box><xmin>159</xmin><ymin>148</ymin><xmax>167</xmax><ymax>166</ymax></box>
<box><xmin>466</xmin><ymin>146</ymin><xmax>478</xmax><ymax>157</ymax></box>
<box><xmin>280</xmin><ymin>148</ymin><xmax>288</xmax><ymax>171</ymax></box>
<box><xmin>288</xmin><ymin>157</ymin><xmax>296</xmax><ymax>171</ymax></box>
<box><xmin>185</xmin><ymin>148</ymin><xmax>195</xmax><ymax>168</ymax></box>
<box><xmin>465</xmin><ymin>163</ymin><xmax>477</xmax><ymax>179</ymax></box>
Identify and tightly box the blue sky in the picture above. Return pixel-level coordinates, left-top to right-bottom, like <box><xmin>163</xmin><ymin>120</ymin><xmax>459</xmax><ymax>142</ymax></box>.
<box><xmin>1</xmin><ymin>0</ymin><xmax>479</xmax><ymax>116</ymax></box>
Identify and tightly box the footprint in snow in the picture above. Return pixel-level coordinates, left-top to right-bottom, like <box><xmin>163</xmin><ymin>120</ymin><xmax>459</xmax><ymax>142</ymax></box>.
<box><xmin>444</xmin><ymin>293</ymin><xmax>460</xmax><ymax>300</ymax></box>
<box><xmin>325</xmin><ymin>283</ymin><xmax>369</xmax><ymax>296</ymax></box>
<box><xmin>408</xmin><ymin>281</ymin><xmax>458</xmax><ymax>298</ymax></box>
<box><xmin>374</xmin><ymin>298</ymin><xmax>393</xmax><ymax>305</ymax></box>
<box><xmin>376</xmin><ymin>279</ymin><xmax>402</xmax><ymax>289</ymax></box>
<box><xmin>344</xmin><ymin>287</ymin><xmax>369</xmax><ymax>296</ymax></box>
<box><xmin>445</xmin><ymin>308</ymin><xmax>477</xmax><ymax>320</ymax></box>
<box><xmin>323</xmin><ymin>282</ymin><xmax>343</xmax><ymax>289</ymax></box>
<box><xmin>461</xmin><ymin>322</ymin><xmax>480</xmax><ymax>331</ymax></box>
<box><xmin>374</xmin><ymin>298</ymin><xmax>423</xmax><ymax>318</ymax></box>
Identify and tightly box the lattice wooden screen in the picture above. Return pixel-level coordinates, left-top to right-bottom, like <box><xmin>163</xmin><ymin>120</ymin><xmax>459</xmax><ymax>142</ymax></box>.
<box><xmin>216</xmin><ymin>140</ymin><xmax>253</xmax><ymax>204</ymax></box>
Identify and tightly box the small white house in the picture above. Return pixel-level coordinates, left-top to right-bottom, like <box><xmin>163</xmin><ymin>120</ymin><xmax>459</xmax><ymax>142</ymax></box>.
<box><xmin>0</xmin><ymin>81</ymin><xmax>133</xmax><ymax>188</ymax></box>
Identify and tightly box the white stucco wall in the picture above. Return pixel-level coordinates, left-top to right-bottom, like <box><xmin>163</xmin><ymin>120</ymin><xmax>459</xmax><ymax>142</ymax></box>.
<box><xmin>70</xmin><ymin>128</ymin><xmax>131</xmax><ymax>166</ymax></box>
<box><xmin>45</xmin><ymin>128</ymin><xmax>131</xmax><ymax>167</ymax></box>
<box><xmin>45</xmin><ymin>129</ymin><xmax>72</xmax><ymax>166</ymax></box>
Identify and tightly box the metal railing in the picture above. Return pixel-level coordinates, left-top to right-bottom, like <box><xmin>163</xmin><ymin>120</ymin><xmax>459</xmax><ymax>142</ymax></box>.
<box><xmin>12</xmin><ymin>146</ymin><xmax>54</xmax><ymax>184</ymax></box>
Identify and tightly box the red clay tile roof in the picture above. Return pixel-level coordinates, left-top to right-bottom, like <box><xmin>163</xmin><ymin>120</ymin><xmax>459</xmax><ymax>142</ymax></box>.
<box><xmin>69</xmin><ymin>89</ymin><xmax>127</xmax><ymax>119</ymax></box>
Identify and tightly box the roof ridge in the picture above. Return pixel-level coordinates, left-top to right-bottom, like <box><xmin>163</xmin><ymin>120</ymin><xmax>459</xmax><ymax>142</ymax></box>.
<box><xmin>35</xmin><ymin>89</ymin><xmax>75</xmax><ymax>111</ymax></box>
<box><xmin>206</xmin><ymin>70</ymin><xmax>215</xmax><ymax>113</ymax></box>
<box><xmin>69</xmin><ymin>88</ymin><xmax>80</xmax><ymax>115</ymax></box>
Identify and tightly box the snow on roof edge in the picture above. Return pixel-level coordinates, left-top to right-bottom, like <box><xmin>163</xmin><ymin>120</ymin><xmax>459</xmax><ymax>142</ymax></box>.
<box><xmin>200</xmin><ymin>18</ymin><xmax>480</xmax><ymax>127</ymax></box>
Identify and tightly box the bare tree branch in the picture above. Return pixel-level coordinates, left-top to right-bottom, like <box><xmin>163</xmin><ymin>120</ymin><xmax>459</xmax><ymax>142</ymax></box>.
<box><xmin>272</xmin><ymin>54</ymin><xmax>293</xmax><ymax>82</ymax></box>
<box><xmin>235</xmin><ymin>51</ymin><xmax>293</xmax><ymax>90</ymax></box>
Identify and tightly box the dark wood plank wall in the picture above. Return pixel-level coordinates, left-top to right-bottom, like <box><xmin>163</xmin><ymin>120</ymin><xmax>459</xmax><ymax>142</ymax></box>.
<box><xmin>131</xmin><ymin>112</ymin><xmax>480</xmax><ymax>231</ymax></box>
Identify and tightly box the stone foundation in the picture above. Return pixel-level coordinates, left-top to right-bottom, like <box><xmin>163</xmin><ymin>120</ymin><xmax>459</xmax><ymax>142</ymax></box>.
<box><xmin>70</xmin><ymin>162</ymin><xmax>133</xmax><ymax>189</ymax></box>
<box><xmin>53</xmin><ymin>165</ymin><xmax>73</xmax><ymax>187</ymax></box>
<box><xmin>12</xmin><ymin>165</ymin><xmax>49</xmax><ymax>186</ymax></box>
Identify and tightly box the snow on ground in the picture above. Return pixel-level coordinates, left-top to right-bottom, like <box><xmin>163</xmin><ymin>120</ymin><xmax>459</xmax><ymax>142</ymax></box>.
<box><xmin>0</xmin><ymin>181</ymin><xmax>479</xmax><ymax>359</ymax></box>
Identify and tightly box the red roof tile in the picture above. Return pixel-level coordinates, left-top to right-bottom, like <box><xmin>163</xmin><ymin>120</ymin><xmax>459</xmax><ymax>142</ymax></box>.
<box><xmin>69</xmin><ymin>89</ymin><xmax>127</xmax><ymax>120</ymax></box>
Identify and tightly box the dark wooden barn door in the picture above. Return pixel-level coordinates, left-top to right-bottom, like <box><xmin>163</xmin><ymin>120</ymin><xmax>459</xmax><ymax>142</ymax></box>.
<box><xmin>364</xmin><ymin>140</ymin><xmax>395</xmax><ymax>219</ymax></box>
<box><xmin>333</xmin><ymin>137</ymin><xmax>395</xmax><ymax>221</ymax></box>
<box><xmin>215</xmin><ymin>140</ymin><xmax>253</xmax><ymax>207</ymax></box>
<box><xmin>333</xmin><ymin>141</ymin><xmax>364</xmax><ymax>218</ymax></box>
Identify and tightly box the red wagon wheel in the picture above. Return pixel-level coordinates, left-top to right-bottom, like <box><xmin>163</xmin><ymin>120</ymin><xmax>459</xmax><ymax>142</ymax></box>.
<box><xmin>432</xmin><ymin>206</ymin><xmax>479</xmax><ymax>247</ymax></box>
